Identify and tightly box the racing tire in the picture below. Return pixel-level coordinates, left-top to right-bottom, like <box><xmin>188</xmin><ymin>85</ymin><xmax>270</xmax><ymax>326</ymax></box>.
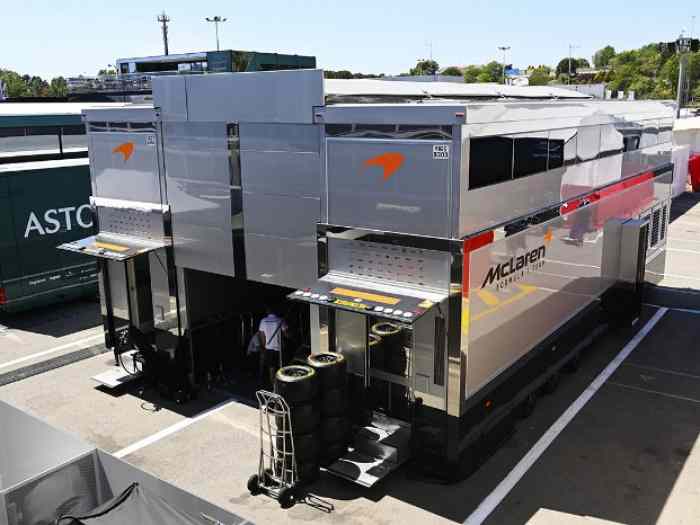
<box><xmin>321</xmin><ymin>386</ymin><xmax>349</xmax><ymax>417</ymax></box>
<box><xmin>319</xmin><ymin>442</ymin><xmax>348</xmax><ymax>467</ymax></box>
<box><xmin>275</xmin><ymin>402</ymin><xmax>320</xmax><ymax>436</ymax></box>
<box><xmin>296</xmin><ymin>460</ymin><xmax>320</xmax><ymax>486</ymax></box>
<box><xmin>306</xmin><ymin>353</ymin><xmax>347</xmax><ymax>390</ymax></box>
<box><xmin>274</xmin><ymin>365</ymin><xmax>318</xmax><ymax>405</ymax></box>
<box><xmin>320</xmin><ymin>416</ymin><xmax>351</xmax><ymax>444</ymax></box>
<box><xmin>276</xmin><ymin>431</ymin><xmax>320</xmax><ymax>463</ymax></box>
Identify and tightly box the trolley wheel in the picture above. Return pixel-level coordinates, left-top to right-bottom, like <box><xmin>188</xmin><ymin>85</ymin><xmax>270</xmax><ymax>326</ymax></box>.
<box><xmin>278</xmin><ymin>486</ymin><xmax>297</xmax><ymax>509</ymax></box>
<box><xmin>541</xmin><ymin>373</ymin><xmax>560</xmax><ymax>395</ymax></box>
<box><xmin>306</xmin><ymin>353</ymin><xmax>347</xmax><ymax>389</ymax></box>
<box><xmin>320</xmin><ymin>416</ymin><xmax>351</xmax><ymax>444</ymax></box>
<box><xmin>275</xmin><ymin>402</ymin><xmax>320</xmax><ymax>435</ymax></box>
<box><xmin>275</xmin><ymin>365</ymin><xmax>318</xmax><ymax>405</ymax></box>
<box><xmin>321</xmin><ymin>387</ymin><xmax>349</xmax><ymax>417</ymax></box>
<box><xmin>247</xmin><ymin>474</ymin><xmax>262</xmax><ymax>496</ymax></box>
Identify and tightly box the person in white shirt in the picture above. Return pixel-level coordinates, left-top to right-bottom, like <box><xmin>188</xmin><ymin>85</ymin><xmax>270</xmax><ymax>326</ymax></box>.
<box><xmin>255</xmin><ymin>307</ymin><xmax>287</xmax><ymax>387</ymax></box>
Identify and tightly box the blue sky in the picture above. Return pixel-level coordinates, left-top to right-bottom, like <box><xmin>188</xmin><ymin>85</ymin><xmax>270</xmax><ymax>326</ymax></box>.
<box><xmin>2</xmin><ymin>1</ymin><xmax>697</xmax><ymax>79</ymax></box>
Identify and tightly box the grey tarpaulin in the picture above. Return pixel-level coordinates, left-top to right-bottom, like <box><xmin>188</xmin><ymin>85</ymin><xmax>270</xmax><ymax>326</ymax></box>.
<box><xmin>57</xmin><ymin>484</ymin><xmax>213</xmax><ymax>525</ymax></box>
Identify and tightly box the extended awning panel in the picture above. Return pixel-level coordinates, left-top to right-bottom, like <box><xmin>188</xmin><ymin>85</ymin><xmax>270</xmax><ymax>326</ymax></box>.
<box><xmin>58</xmin><ymin>234</ymin><xmax>170</xmax><ymax>261</ymax></box>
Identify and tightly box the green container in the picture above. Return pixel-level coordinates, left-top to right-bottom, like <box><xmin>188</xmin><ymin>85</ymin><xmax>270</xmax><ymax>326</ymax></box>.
<box><xmin>0</xmin><ymin>158</ymin><xmax>97</xmax><ymax>313</ymax></box>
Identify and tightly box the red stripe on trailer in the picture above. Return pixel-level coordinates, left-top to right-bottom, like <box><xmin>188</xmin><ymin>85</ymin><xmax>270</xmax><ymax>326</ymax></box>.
<box><xmin>462</xmin><ymin>231</ymin><xmax>494</xmax><ymax>298</ymax></box>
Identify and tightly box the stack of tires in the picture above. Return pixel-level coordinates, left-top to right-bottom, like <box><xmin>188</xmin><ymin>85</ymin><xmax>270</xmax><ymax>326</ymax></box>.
<box><xmin>307</xmin><ymin>353</ymin><xmax>350</xmax><ymax>466</ymax></box>
<box><xmin>274</xmin><ymin>365</ymin><xmax>321</xmax><ymax>485</ymax></box>
<box><xmin>370</xmin><ymin>322</ymin><xmax>409</xmax><ymax>417</ymax></box>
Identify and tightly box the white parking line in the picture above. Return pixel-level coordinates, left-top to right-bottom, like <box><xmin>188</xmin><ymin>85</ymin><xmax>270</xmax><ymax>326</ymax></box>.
<box><xmin>463</xmin><ymin>307</ymin><xmax>668</xmax><ymax>525</ymax></box>
<box><xmin>0</xmin><ymin>333</ymin><xmax>104</xmax><ymax>371</ymax></box>
<box><xmin>114</xmin><ymin>397</ymin><xmax>238</xmax><ymax>458</ymax></box>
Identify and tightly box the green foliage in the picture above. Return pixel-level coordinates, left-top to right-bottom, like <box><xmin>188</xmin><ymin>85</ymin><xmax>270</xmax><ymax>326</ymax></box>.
<box><xmin>593</xmin><ymin>46</ymin><xmax>616</xmax><ymax>68</ymax></box>
<box><xmin>555</xmin><ymin>57</ymin><xmax>590</xmax><ymax>77</ymax></box>
<box><xmin>463</xmin><ymin>65</ymin><xmax>481</xmax><ymax>83</ymax></box>
<box><xmin>528</xmin><ymin>66</ymin><xmax>551</xmax><ymax>86</ymax></box>
<box><xmin>0</xmin><ymin>69</ymin><xmax>68</xmax><ymax>98</ymax></box>
<box><xmin>441</xmin><ymin>66</ymin><xmax>463</xmax><ymax>77</ymax></box>
<box><xmin>324</xmin><ymin>70</ymin><xmax>384</xmax><ymax>79</ymax></box>
<box><xmin>409</xmin><ymin>59</ymin><xmax>439</xmax><ymax>76</ymax></box>
<box><xmin>477</xmin><ymin>61</ymin><xmax>504</xmax><ymax>83</ymax></box>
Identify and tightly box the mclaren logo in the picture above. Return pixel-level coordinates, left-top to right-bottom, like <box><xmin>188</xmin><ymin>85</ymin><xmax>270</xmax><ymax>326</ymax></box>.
<box><xmin>112</xmin><ymin>142</ymin><xmax>135</xmax><ymax>162</ymax></box>
<box><xmin>481</xmin><ymin>228</ymin><xmax>553</xmax><ymax>289</ymax></box>
<box><xmin>363</xmin><ymin>152</ymin><xmax>404</xmax><ymax>181</ymax></box>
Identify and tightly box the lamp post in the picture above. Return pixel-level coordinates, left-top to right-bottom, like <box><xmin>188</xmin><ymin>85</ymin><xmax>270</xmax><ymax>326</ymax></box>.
<box><xmin>498</xmin><ymin>46</ymin><xmax>510</xmax><ymax>84</ymax></box>
<box><xmin>158</xmin><ymin>11</ymin><xmax>171</xmax><ymax>56</ymax></box>
<box><xmin>568</xmin><ymin>44</ymin><xmax>580</xmax><ymax>85</ymax></box>
<box><xmin>205</xmin><ymin>16</ymin><xmax>227</xmax><ymax>52</ymax></box>
<box><xmin>676</xmin><ymin>32</ymin><xmax>692</xmax><ymax>117</ymax></box>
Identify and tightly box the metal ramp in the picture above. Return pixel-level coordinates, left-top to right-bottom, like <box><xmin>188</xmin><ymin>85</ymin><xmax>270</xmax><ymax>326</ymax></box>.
<box><xmin>326</xmin><ymin>412</ymin><xmax>411</xmax><ymax>487</ymax></box>
<box><xmin>92</xmin><ymin>350</ymin><xmax>142</xmax><ymax>389</ymax></box>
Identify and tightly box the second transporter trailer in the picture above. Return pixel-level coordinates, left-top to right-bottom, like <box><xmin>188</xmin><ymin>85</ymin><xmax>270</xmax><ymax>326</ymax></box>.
<box><xmin>60</xmin><ymin>70</ymin><xmax>674</xmax><ymax>481</ymax></box>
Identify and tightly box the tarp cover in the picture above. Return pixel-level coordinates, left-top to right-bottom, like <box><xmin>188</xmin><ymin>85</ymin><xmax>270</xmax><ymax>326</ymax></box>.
<box><xmin>58</xmin><ymin>484</ymin><xmax>206</xmax><ymax>525</ymax></box>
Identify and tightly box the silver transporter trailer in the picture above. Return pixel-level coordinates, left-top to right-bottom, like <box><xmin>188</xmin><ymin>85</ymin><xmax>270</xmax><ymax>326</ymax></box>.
<box><xmin>60</xmin><ymin>70</ymin><xmax>675</xmax><ymax>482</ymax></box>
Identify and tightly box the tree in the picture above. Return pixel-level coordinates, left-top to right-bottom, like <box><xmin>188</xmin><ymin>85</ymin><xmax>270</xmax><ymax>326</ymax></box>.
<box><xmin>409</xmin><ymin>59</ymin><xmax>439</xmax><ymax>76</ymax></box>
<box><xmin>528</xmin><ymin>66</ymin><xmax>551</xmax><ymax>86</ymax></box>
<box><xmin>97</xmin><ymin>69</ymin><xmax>116</xmax><ymax>77</ymax></box>
<box><xmin>593</xmin><ymin>46</ymin><xmax>616</xmax><ymax>68</ymax></box>
<box><xmin>441</xmin><ymin>66</ymin><xmax>463</xmax><ymax>76</ymax></box>
<box><xmin>477</xmin><ymin>61</ymin><xmax>503</xmax><ymax>83</ymax></box>
<box><xmin>555</xmin><ymin>57</ymin><xmax>589</xmax><ymax>78</ymax></box>
<box><xmin>48</xmin><ymin>77</ymin><xmax>68</xmax><ymax>97</ymax></box>
<box><xmin>463</xmin><ymin>65</ymin><xmax>481</xmax><ymax>83</ymax></box>
<box><xmin>0</xmin><ymin>70</ymin><xmax>29</xmax><ymax>97</ymax></box>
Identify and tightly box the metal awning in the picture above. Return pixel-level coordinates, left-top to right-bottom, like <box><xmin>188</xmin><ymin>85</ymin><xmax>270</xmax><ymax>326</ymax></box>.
<box><xmin>287</xmin><ymin>274</ymin><xmax>446</xmax><ymax>324</ymax></box>
<box><xmin>58</xmin><ymin>233</ymin><xmax>170</xmax><ymax>261</ymax></box>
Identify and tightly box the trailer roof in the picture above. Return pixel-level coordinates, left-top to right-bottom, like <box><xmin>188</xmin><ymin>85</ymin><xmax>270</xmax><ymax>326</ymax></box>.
<box><xmin>0</xmin><ymin>102</ymin><xmax>135</xmax><ymax>127</ymax></box>
<box><xmin>324</xmin><ymin>79</ymin><xmax>592</xmax><ymax>101</ymax></box>
<box><xmin>0</xmin><ymin>157</ymin><xmax>89</xmax><ymax>173</ymax></box>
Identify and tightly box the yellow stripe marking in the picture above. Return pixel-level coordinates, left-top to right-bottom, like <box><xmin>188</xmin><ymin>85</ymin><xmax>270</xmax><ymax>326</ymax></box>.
<box><xmin>476</xmin><ymin>289</ymin><xmax>501</xmax><ymax>307</ymax></box>
<box><xmin>93</xmin><ymin>241</ymin><xmax>129</xmax><ymax>252</ymax></box>
<box><xmin>330</xmin><ymin>287</ymin><xmax>400</xmax><ymax>306</ymax></box>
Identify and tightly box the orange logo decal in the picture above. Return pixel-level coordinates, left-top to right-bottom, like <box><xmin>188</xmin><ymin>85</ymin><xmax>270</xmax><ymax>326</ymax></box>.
<box><xmin>363</xmin><ymin>152</ymin><xmax>405</xmax><ymax>181</ymax></box>
<box><xmin>112</xmin><ymin>142</ymin><xmax>134</xmax><ymax>162</ymax></box>
<box><xmin>543</xmin><ymin>227</ymin><xmax>553</xmax><ymax>245</ymax></box>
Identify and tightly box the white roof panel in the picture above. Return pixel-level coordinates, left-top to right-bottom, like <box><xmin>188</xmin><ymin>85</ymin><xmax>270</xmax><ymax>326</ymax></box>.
<box><xmin>324</xmin><ymin>79</ymin><xmax>592</xmax><ymax>100</ymax></box>
<box><xmin>0</xmin><ymin>102</ymin><xmax>134</xmax><ymax>117</ymax></box>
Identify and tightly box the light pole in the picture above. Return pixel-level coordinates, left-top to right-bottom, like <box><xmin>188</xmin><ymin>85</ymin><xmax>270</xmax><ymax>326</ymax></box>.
<box><xmin>205</xmin><ymin>16</ymin><xmax>227</xmax><ymax>52</ymax></box>
<box><xmin>158</xmin><ymin>11</ymin><xmax>171</xmax><ymax>56</ymax></box>
<box><xmin>498</xmin><ymin>46</ymin><xmax>510</xmax><ymax>84</ymax></box>
<box><xmin>676</xmin><ymin>32</ymin><xmax>692</xmax><ymax>117</ymax></box>
<box><xmin>568</xmin><ymin>44</ymin><xmax>580</xmax><ymax>85</ymax></box>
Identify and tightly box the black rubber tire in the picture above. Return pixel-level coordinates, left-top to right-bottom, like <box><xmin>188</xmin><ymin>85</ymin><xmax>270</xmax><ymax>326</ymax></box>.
<box><xmin>563</xmin><ymin>353</ymin><xmax>581</xmax><ymax>373</ymax></box>
<box><xmin>276</xmin><ymin>431</ymin><xmax>320</xmax><ymax>463</ymax></box>
<box><xmin>319</xmin><ymin>441</ymin><xmax>347</xmax><ymax>467</ymax></box>
<box><xmin>278</xmin><ymin>486</ymin><xmax>297</xmax><ymax>509</ymax></box>
<box><xmin>541</xmin><ymin>373</ymin><xmax>560</xmax><ymax>395</ymax></box>
<box><xmin>306</xmin><ymin>353</ymin><xmax>347</xmax><ymax>390</ymax></box>
<box><xmin>275</xmin><ymin>402</ymin><xmax>320</xmax><ymax>435</ymax></box>
<box><xmin>320</xmin><ymin>416</ymin><xmax>351</xmax><ymax>444</ymax></box>
<box><xmin>296</xmin><ymin>460</ymin><xmax>320</xmax><ymax>485</ymax></box>
<box><xmin>321</xmin><ymin>386</ymin><xmax>348</xmax><ymax>417</ymax></box>
<box><xmin>247</xmin><ymin>474</ymin><xmax>261</xmax><ymax>495</ymax></box>
<box><xmin>516</xmin><ymin>393</ymin><xmax>537</xmax><ymax>419</ymax></box>
<box><xmin>274</xmin><ymin>365</ymin><xmax>318</xmax><ymax>405</ymax></box>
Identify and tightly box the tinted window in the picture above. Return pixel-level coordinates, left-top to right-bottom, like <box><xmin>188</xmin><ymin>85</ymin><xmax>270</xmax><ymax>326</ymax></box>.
<box><xmin>469</xmin><ymin>136</ymin><xmax>513</xmax><ymax>189</ymax></box>
<box><xmin>513</xmin><ymin>136</ymin><xmax>548</xmax><ymax>178</ymax></box>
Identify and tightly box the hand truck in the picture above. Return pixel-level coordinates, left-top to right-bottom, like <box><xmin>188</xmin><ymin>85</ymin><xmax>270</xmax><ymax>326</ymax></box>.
<box><xmin>247</xmin><ymin>390</ymin><xmax>299</xmax><ymax>508</ymax></box>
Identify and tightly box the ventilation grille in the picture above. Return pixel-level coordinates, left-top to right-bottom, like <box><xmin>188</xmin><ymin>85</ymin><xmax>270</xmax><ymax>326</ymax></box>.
<box><xmin>660</xmin><ymin>205</ymin><xmax>667</xmax><ymax>242</ymax></box>
<box><xmin>341</xmin><ymin>242</ymin><xmax>429</xmax><ymax>286</ymax></box>
<box><xmin>650</xmin><ymin>208</ymin><xmax>661</xmax><ymax>248</ymax></box>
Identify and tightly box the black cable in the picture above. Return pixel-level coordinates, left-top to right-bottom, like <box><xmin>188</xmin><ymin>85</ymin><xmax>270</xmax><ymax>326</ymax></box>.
<box><xmin>54</xmin><ymin>483</ymin><xmax>139</xmax><ymax>524</ymax></box>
